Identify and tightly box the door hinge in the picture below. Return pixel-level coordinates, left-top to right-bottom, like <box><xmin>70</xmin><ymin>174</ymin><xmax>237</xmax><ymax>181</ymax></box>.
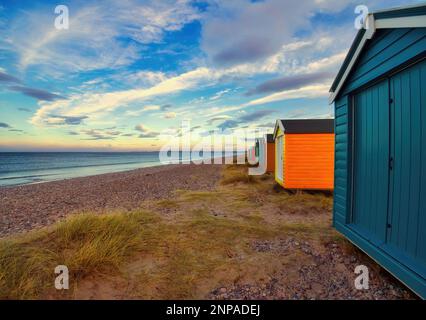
<box><xmin>387</xmin><ymin>223</ymin><xmax>392</xmax><ymax>229</ymax></box>
<box><xmin>389</xmin><ymin>157</ymin><xmax>393</xmax><ymax>170</ymax></box>
<box><xmin>389</xmin><ymin>98</ymin><xmax>394</xmax><ymax>104</ymax></box>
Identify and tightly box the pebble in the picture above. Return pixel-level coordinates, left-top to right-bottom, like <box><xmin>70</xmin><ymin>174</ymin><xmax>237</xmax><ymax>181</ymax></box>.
<box><xmin>0</xmin><ymin>164</ymin><xmax>223</xmax><ymax>237</ymax></box>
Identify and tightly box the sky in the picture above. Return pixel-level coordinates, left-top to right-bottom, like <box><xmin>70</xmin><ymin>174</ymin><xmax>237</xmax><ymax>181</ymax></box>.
<box><xmin>0</xmin><ymin>0</ymin><xmax>419</xmax><ymax>151</ymax></box>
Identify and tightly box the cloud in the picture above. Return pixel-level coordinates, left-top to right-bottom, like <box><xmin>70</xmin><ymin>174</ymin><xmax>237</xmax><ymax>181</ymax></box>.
<box><xmin>258</xmin><ymin>122</ymin><xmax>275</xmax><ymax>128</ymax></box>
<box><xmin>0</xmin><ymin>71</ymin><xmax>20</xmax><ymax>83</ymax></box>
<box><xmin>0</xmin><ymin>122</ymin><xmax>25</xmax><ymax>133</ymax></box>
<box><xmin>8</xmin><ymin>128</ymin><xmax>24</xmax><ymax>133</ymax></box>
<box><xmin>139</xmin><ymin>132</ymin><xmax>158</xmax><ymax>138</ymax></box>
<box><xmin>206</xmin><ymin>115</ymin><xmax>231</xmax><ymax>124</ymax></box>
<box><xmin>120</xmin><ymin>71</ymin><xmax>168</xmax><ymax>87</ymax></box>
<box><xmin>31</xmin><ymin>67</ymin><xmax>219</xmax><ymax>126</ymax></box>
<box><xmin>135</xmin><ymin>124</ymin><xmax>159</xmax><ymax>138</ymax></box>
<box><xmin>4</xmin><ymin>0</ymin><xmax>200</xmax><ymax>73</ymax></box>
<box><xmin>201</xmin><ymin>0</ymin><xmax>308</xmax><ymax>66</ymax></box>
<box><xmin>69</xmin><ymin>127</ymin><xmax>124</xmax><ymax>140</ymax></box>
<box><xmin>29</xmin><ymin>17</ymin><xmax>350</xmax><ymax>128</ymax></box>
<box><xmin>125</xmin><ymin>104</ymin><xmax>161</xmax><ymax>116</ymax></box>
<box><xmin>190</xmin><ymin>125</ymin><xmax>202</xmax><ymax>132</ymax></box>
<box><xmin>200</xmin><ymin>0</ymin><xmax>352</xmax><ymax>67</ymax></box>
<box><xmin>105</xmin><ymin>130</ymin><xmax>122</xmax><ymax>136</ymax></box>
<box><xmin>217</xmin><ymin>120</ymin><xmax>240</xmax><ymax>130</ymax></box>
<box><xmin>18</xmin><ymin>107</ymin><xmax>32</xmax><ymax>112</ymax></box>
<box><xmin>238</xmin><ymin>109</ymin><xmax>275</xmax><ymax>122</ymax></box>
<box><xmin>0</xmin><ymin>71</ymin><xmax>66</xmax><ymax>102</ymax></box>
<box><xmin>81</xmin><ymin>129</ymin><xmax>116</xmax><ymax>140</ymax></box>
<box><xmin>217</xmin><ymin>109</ymin><xmax>275</xmax><ymax>130</ymax></box>
<box><xmin>163</xmin><ymin>111</ymin><xmax>177</xmax><ymax>119</ymax></box>
<box><xmin>210</xmin><ymin>88</ymin><xmax>231</xmax><ymax>101</ymax></box>
<box><xmin>9</xmin><ymin>85</ymin><xmax>65</xmax><ymax>101</ymax></box>
<box><xmin>135</xmin><ymin>124</ymin><xmax>150</xmax><ymax>132</ymax></box>
<box><xmin>246</xmin><ymin>71</ymin><xmax>334</xmax><ymax>95</ymax></box>
<box><xmin>246</xmin><ymin>84</ymin><xmax>330</xmax><ymax>106</ymax></box>
<box><xmin>46</xmin><ymin>114</ymin><xmax>88</xmax><ymax>125</ymax></box>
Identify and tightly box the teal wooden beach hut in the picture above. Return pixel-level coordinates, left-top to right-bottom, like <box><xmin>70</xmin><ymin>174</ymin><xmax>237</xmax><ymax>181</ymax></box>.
<box><xmin>330</xmin><ymin>4</ymin><xmax>426</xmax><ymax>298</ymax></box>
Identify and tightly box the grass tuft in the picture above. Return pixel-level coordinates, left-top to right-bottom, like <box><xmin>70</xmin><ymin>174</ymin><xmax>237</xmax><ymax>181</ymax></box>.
<box><xmin>220</xmin><ymin>165</ymin><xmax>257</xmax><ymax>185</ymax></box>
<box><xmin>0</xmin><ymin>211</ymin><xmax>154</xmax><ymax>299</ymax></box>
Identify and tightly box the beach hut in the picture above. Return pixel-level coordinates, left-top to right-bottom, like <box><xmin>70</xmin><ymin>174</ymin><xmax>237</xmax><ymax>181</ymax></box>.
<box><xmin>273</xmin><ymin>119</ymin><xmax>334</xmax><ymax>190</ymax></box>
<box><xmin>329</xmin><ymin>4</ymin><xmax>426</xmax><ymax>298</ymax></box>
<box><xmin>266</xmin><ymin>134</ymin><xmax>275</xmax><ymax>173</ymax></box>
<box><xmin>254</xmin><ymin>134</ymin><xmax>275</xmax><ymax>173</ymax></box>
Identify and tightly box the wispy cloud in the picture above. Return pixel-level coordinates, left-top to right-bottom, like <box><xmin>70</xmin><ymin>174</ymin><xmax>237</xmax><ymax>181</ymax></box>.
<box><xmin>79</xmin><ymin>128</ymin><xmax>124</xmax><ymax>140</ymax></box>
<box><xmin>135</xmin><ymin>124</ymin><xmax>159</xmax><ymax>138</ymax></box>
<box><xmin>9</xmin><ymin>86</ymin><xmax>65</xmax><ymax>101</ymax></box>
<box><xmin>4</xmin><ymin>0</ymin><xmax>200</xmax><ymax>73</ymax></box>
<box><xmin>46</xmin><ymin>114</ymin><xmax>88</xmax><ymax>125</ymax></box>
<box><xmin>200</xmin><ymin>0</ymin><xmax>352</xmax><ymax>67</ymax></box>
<box><xmin>0</xmin><ymin>121</ymin><xmax>25</xmax><ymax>133</ymax></box>
<box><xmin>0</xmin><ymin>71</ymin><xmax>65</xmax><ymax>102</ymax></box>
<box><xmin>206</xmin><ymin>115</ymin><xmax>232</xmax><ymax>125</ymax></box>
<box><xmin>125</xmin><ymin>105</ymin><xmax>161</xmax><ymax>116</ymax></box>
<box><xmin>163</xmin><ymin>111</ymin><xmax>177</xmax><ymax>119</ymax></box>
<box><xmin>246</xmin><ymin>84</ymin><xmax>330</xmax><ymax>106</ymax></box>
<box><xmin>217</xmin><ymin>109</ymin><xmax>275</xmax><ymax>130</ymax></box>
<box><xmin>0</xmin><ymin>71</ymin><xmax>20</xmax><ymax>83</ymax></box>
<box><xmin>17</xmin><ymin>107</ymin><xmax>32</xmax><ymax>112</ymax></box>
<box><xmin>246</xmin><ymin>71</ymin><xmax>334</xmax><ymax>96</ymax></box>
<box><xmin>31</xmin><ymin>67</ymin><xmax>219</xmax><ymax>126</ymax></box>
<box><xmin>210</xmin><ymin>88</ymin><xmax>231</xmax><ymax>100</ymax></box>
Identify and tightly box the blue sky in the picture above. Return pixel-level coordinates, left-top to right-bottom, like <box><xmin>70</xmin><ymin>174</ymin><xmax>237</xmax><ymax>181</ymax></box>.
<box><xmin>0</xmin><ymin>0</ymin><xmax>418</xmax><ymax>151</ymax></box>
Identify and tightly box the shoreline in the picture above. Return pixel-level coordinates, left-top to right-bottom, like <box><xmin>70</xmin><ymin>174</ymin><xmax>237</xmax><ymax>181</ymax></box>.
<box><xmin>0</xmin><ymin>162</ymin><xmax>166</xmax><ymax>189</ymax></box>
<box><xmin>0</xmin><ymin>154</ymin><xmax>240</xmax><ymax>188</ymax></box>
<box><xmin>0</xmin><ymin>163</ymin><xmax>224</xmax><ymax>238</ymax></box>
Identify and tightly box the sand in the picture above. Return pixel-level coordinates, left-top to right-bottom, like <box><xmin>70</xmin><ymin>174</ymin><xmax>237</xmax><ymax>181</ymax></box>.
<box><xmin>0</xmin><ymin>163</ymin><xmax>223</xmax><ymax>238</ymax></box>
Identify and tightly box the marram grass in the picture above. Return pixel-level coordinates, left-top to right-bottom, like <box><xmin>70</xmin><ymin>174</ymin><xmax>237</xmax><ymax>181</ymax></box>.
<box><xmin>0</xmin><ymin>211</ymin><xmax>151</xmax><ymax>299</ymax></box>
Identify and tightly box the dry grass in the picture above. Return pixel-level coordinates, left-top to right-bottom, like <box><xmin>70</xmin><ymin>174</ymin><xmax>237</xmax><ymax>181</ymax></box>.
<box><xmin>220</xmin><ymin>164</ymin><xmax>258</xmax><ymax>185</ymax></box>
<box><xmin>0</xmin><ymin>164</ymin><xmax>355</xmax><ymax>300</ymax></box>
<box><xmin>0</xmin><ymin>211</ymin><xmax>157</xmax><ymax>299</ymax></box>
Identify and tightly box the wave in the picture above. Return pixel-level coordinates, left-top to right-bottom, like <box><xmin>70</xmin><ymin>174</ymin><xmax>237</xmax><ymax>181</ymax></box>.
<box><xmin>0</xmin><ymin>173</ymin><xmax>54</xmax><ymax>181</ymax></box>
<box><xmin>0</xmin><ymin>159</ymin><xmax>156</xmax><ymax>175</ymax></box>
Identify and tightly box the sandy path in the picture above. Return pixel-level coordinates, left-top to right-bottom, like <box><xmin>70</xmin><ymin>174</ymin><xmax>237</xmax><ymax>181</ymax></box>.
<box><xmin>0</xmin><ymin>164</ymin><xmax>223</xmax><ymax>237</ymax></box>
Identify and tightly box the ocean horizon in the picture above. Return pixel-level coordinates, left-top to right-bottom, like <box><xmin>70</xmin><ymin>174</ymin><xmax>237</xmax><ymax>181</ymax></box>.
<box><xmin>0</xmin><ymin>152</ymin><xmax>163</xmax><ymax>187</ymax></box>
<box><xmin>0</xmin><ymin>151</ymin><xmax>243</xmax><ymax>187</ymax></box>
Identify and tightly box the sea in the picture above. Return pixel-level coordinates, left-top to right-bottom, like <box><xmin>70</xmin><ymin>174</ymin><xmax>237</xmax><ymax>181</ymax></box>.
<box><xmin>0</xmin><ymin>152</ymin><xmax>162</xmax><ymax>187</ymax></box>
<box><xmin>0</xmin><ymin>151</ymin><xmax>241</xmax><ymax>187</ymax></box>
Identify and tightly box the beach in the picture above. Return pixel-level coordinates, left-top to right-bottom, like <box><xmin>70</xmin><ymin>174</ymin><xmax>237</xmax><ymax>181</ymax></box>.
<box><xmin>0</xmin><ymin>164</ymin><xmax>416</xmax><ymax>299</ymax></box>
<box><xmin>0</xmin><ymin>163</ymin><xmax>223</xmax><ymax>237</ymax></box>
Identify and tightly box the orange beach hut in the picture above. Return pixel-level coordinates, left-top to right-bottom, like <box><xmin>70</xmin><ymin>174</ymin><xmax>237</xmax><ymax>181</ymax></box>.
<box><xmin>273</xmin><ymin>119</ymin><xmax>334</xmax><ymax>190</ymax></box>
